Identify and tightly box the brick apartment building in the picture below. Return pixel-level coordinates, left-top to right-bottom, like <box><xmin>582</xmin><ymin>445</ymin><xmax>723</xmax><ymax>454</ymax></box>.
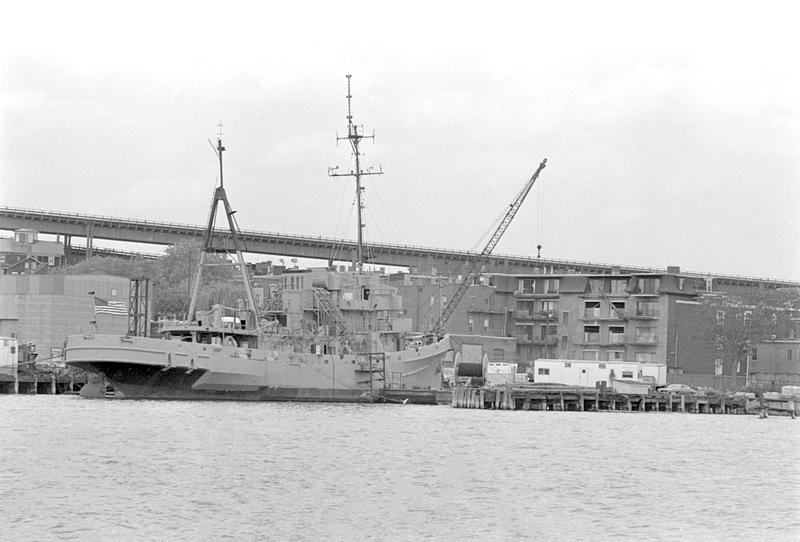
<box><xmin>389</xmin><ymin>267</ymin><xmax>799</xmax><ymax>386</ymax></box>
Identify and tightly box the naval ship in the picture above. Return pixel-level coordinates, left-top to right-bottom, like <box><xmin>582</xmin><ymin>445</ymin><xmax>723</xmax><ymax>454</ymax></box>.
<box><xmin>65</xmin><ymin>77</ymin><xmax>451</xmax><ymax>403</ymax></box>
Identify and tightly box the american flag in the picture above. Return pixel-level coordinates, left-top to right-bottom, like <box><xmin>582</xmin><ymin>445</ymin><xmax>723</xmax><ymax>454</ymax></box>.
<box><xmin>93</xmin><ymin>296</ymin><xmax>127</xmax><ymax>316</ymax></box>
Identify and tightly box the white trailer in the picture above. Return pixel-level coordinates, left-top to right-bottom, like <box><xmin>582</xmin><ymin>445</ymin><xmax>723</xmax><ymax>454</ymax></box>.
<box><xmin>532</xmin><ymin>358</ymin><xmax>666</xmax><ymax>388</ymax></box>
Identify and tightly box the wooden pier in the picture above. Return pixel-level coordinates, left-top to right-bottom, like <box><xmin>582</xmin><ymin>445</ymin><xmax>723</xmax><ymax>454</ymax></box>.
<box><xmin>451</xmin><ymin>385</ymin><xmax>750</xmax><ymax>414</ymax></box>
<box><xmin>0</xmin><ymin>373</ymin><xmax>86</xmax><ymax>395</ymax></box>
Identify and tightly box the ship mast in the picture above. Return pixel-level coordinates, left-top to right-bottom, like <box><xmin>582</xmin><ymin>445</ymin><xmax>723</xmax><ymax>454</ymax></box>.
<box><xmin>187</xmin><ymin>131</ymin><xmax>259</xmax><ymax>324</ymax></box>
<box><xmin>329</xmin><ymin>74</ymin><xmax>383</xmax><ymax>273</ymax></box>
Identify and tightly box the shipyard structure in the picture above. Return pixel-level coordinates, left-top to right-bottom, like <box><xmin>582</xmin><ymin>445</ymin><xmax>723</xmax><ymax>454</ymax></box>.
<box><xmin>1</xmin><ymin>242</ymin><xmax>799</xmax><ymax>394</ymax></box>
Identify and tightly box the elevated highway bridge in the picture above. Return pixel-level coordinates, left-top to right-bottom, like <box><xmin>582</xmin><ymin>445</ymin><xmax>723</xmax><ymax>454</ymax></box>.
<box><xmin>1</xmin><ymin>206</ymin><xmax>796</xmax><ymax>289</ymax></box>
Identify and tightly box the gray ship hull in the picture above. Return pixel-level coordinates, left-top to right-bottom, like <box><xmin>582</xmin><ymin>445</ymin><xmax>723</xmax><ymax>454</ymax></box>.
<box><xmin>66</xmin><ymin>333</ymin><xmax>450</xmax><ymax>404</ymax></box>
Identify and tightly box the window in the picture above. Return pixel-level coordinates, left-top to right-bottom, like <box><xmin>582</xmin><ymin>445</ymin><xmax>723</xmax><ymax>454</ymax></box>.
<box><xmin>608</xmin><ymin>326</ymin><xmax>625</xmax><ymax>343</ymax></box>
<box><xmin>588</xmin><ymin>279</ymin><xmax>603</xmax><ymax>295</ymax></box>
<box><xmin>520</xmin><ymin>279</ymin><xmax>535</xmax><ymax>294</ymax></box>
<box><xmin>515</xmin><ymin>324</ymin><xmax>533</xmax><ymax>341</ymax></box>
<box><xmin>541</xmin><ymin>300</ymin><xmax>558</xmax><ymax>316</ymax></box>
<box><xmin>483</xmin><ymin>318</ymin><xmax>489</xmax><ymax>332</ymax></box>
<box><xmin>516</xmin><ymin>300</ymin><xmax>534</xmax><ymax>318</ymax></box>
<box><xmin>468</xmin><ymin>318</ymin><xmax>474</xmax><ymax>333</ymax></box>
<box><xmin>538</xmin><ymin>368</ymin><xmax>550</xmax><ymax>375</ymax></box>
<box><xmin>583</xmin><ymin>325</ymin><xmax>600</xmax><ymax>342</ymax></box>
<box><xmin>635</xmin><ymin>327</ymin><xmax>657</xmax><ymax>344</ymax></box>
<box><xmin>561</xmin><ymin>335</ymin><xmax>568</xmax><ymax>350</ymax></box>
<box><xmin>492</xmin><ymin>348</ymin><xmax>505</xmax><ymax>359</ymax></box>
<box><xmin>610</xmin><ymin>279</ymin><xmax>627</xmax><ymax>295</ymax></box>
<box><xmin>545</xmin><ymin>279</ymin><xmax>560</xmax><ymax>293</ymax></box>
<box><xmin>678</xmin><ymin>278</ymin><xmax>686</xmax><ymax>290</ymax></box>
<box><xmin>635</xmin><ymin>352</ymin><xmax>655</xmax><ymax>363</ymax></box>
<box><xmin>636</xmin><ymin>301</ymin><xmax>659</xmax><ymax>317</ymax></box>
<box><xmin>610</xmin><ymin>302</ymin><xmax>626</xmax><ymax>318</ymax></box>
<box><xmin>743</xmin><ymin>310</ymin><xmax>752</xmax><ymax>325</ymax></box>
<box><xmin>716</xmin><ymin>310</ymin><xmax>725</xmax><ymax>325</ymax></box>
<box><xmin>582</xmin><ymin>350</ymin><xmax>599</xmax><ymax>361</ymax></box>
<box><xmin>562</xmin><ymin>311</ymin><xmax>569</xmax><ymax>325</ymax></box>
<box><xmin>540</xmin><ymin>324</ymin><xmax>557</xmax><ymax>339</ymax></box>
<box><xmin>584</xmin><ymin>301</ymin><xmax>601</xmax><ymax>319</ymax></box>
<box><xmin>609</xmin><ymin>350</ymin><xmax>625</xmax><ymax>361</ymax></box>
<box><xmin>789</xmin><ymin>349</ymin><xmax>793</xmax><ymax>361</ymax></box>
<box><xmin>564</xmin><ymin>362</ymin><xmax>572</xmax><ymax>367</ymax></box>
<box><xmin>622</xmin><ymin>370</ymin><xmax>634</xmax><ymax>379</ymax></box>
<box><xmin>638</xmin><ymin>277</ymin><xmax>660</xmax><ymax>294</ymax></box>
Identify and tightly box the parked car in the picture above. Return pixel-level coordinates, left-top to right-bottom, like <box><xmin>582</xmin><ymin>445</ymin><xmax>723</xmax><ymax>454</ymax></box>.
<box><xmin>657</xmin><ymin>384</ymin><xmax>697</xmax><ymax>395</ymax></box>
<box><xmin>694</xmin><ymin>387</ymin><xmax>721</xmax><ymax>396</ymax></box>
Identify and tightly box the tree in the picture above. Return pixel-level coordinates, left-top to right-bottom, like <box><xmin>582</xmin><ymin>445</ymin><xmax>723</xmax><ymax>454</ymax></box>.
<box><xmin>149</xmin><ymin>241</ymin><xmax>201</xmax><ymax>317</ymax></box>
<box><xmin>694</xmin><ymin>287</ymin><xmax>800</xmax><ymax>379</ymax></box>
<box><xmin>63</xmin><ymin>255</ymin><xmax>153</xmax><ymax>279</ymax></box>
<box><xmin>60</xmin><ymin>240</ymin><xmax>249</xmax><ymax>318</ymax></box>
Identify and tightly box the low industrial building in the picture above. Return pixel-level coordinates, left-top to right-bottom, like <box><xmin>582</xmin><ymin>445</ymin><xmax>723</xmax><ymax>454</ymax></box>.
<box><xmin>752</xmin><ymin>339</ymin><xmax>800</xmax><ymax>387</ymax></box>
<box><xmin>0</xmin><ymin>229</ymin><xmax>65</xmax><ymax>274</ymax></box>
<box><xmin>0</xmin><ymin>274</ymin><xmax>129</xmax><ymax>364</ymax></box>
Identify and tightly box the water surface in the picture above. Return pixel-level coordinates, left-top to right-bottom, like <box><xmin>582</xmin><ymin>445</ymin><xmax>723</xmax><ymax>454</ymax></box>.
<box><xmin>1</xmin><ymin>396</ymin><xmax>798</xmax><ymax>541</ymax></box>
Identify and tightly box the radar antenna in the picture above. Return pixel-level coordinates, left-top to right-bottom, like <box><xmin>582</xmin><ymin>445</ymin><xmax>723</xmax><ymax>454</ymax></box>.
<box><xmin>329</xmin><ymin>74</ymin><xmax>383</xmax><ymax>273</ymax></box>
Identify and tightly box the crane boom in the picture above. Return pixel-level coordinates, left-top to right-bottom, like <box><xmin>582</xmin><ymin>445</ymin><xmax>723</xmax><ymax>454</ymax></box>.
<box><xmin>431</xmin><ymin>158</ymin><xmax>547</xmax><ymax>336</ymax></box>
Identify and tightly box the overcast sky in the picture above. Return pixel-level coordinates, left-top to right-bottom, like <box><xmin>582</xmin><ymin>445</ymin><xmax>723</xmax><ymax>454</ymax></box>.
<box><xmin>1</xmin><ymin>1</ymin><xmax>798</xmax><ymax>281</ymax></box>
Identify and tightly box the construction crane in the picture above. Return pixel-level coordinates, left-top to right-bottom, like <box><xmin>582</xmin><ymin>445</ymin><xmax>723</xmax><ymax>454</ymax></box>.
<box><xmin>430</xmin><ymin>158</ymin><xmax>548</xmax><ymax>337</ymax></box>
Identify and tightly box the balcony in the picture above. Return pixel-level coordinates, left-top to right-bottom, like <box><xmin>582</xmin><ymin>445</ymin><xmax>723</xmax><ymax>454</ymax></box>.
<box><xmin>580</xmin><ymin>310</ymin><xmax>628</xmax><ymax>321</ymax></box>
<box><xmin>631</xmin><ymin>309</ymin><xmax>659</xmax><ymax>319</ymax></box>
<box><xmin>582</xmin><ymin>308</ymin><xmax>601</xmax><ymax>320</ymax></box>
<box><xmin>515</xmin><ymin>289</ymin><xmax>559</xmax><ymax>298</ymax></box>
<box><xmin>515</xmin><ymin>334</ymin><xmax>558</xmax><ymax>346</ymax></box>
<box><xmin>630</xmin><ymin>334</ymin><xmax>659</xmax><ymax>345</ymax></box>
<box><xmin>607</xmin><ymin>332</ymin><xmax>626</xmax><ymax>344</ymax></box>
<box><xmin>630</xmin><ymin>287</ymin><xmax>659</xmax><ymax>297</ymax></box>
<box><xmin>583</xmin><ymin>332</ymin><xmax>600</xmax><ymax>343</ymax></box>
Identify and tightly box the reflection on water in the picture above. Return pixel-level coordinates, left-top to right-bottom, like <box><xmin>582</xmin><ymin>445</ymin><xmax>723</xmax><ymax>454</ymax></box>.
<box><xmin>1</xmin><ymin>396</ymin><xmax>798</xmax><ymax>541</ymax></box>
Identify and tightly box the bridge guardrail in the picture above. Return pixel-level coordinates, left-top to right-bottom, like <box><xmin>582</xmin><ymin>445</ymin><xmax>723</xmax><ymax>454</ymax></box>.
<box><xmin>1</xmin><ymin>206</ymin><xmax>797</xmax><ymax>285</ymax></box>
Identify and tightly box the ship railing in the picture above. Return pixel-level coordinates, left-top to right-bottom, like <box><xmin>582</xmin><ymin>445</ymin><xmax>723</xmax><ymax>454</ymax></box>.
<box><xmin>356</xmin><ymin>359</ymin><xmax>385</xmax><ymax>372</ymax></box>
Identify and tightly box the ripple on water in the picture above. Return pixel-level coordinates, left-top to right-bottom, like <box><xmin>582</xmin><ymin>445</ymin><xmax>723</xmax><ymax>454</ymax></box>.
<box><xmin>0</xmin><ymin>396</ymin><xmax>798</xmax><ymax>541</ymax></box>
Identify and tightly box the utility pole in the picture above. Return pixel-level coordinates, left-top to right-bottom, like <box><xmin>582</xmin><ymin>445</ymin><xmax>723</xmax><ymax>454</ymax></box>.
<box><xmin>329</xmin><ymin>74</ymin><xmax>383</xmax><ymax>274</ymax></box>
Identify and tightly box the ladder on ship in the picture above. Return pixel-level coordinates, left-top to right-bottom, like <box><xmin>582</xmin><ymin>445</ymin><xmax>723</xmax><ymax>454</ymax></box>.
<box><xmin>312</xmin><ymin>288</ymin><xmax>360</xmax><ymax>354</ymax></box>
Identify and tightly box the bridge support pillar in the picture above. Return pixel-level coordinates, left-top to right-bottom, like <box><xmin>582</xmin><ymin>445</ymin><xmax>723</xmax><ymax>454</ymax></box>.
<box><xmin>85</xmin><ymin>222</ymin><xmax>93</xmax><ymax>258</ymax></box>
